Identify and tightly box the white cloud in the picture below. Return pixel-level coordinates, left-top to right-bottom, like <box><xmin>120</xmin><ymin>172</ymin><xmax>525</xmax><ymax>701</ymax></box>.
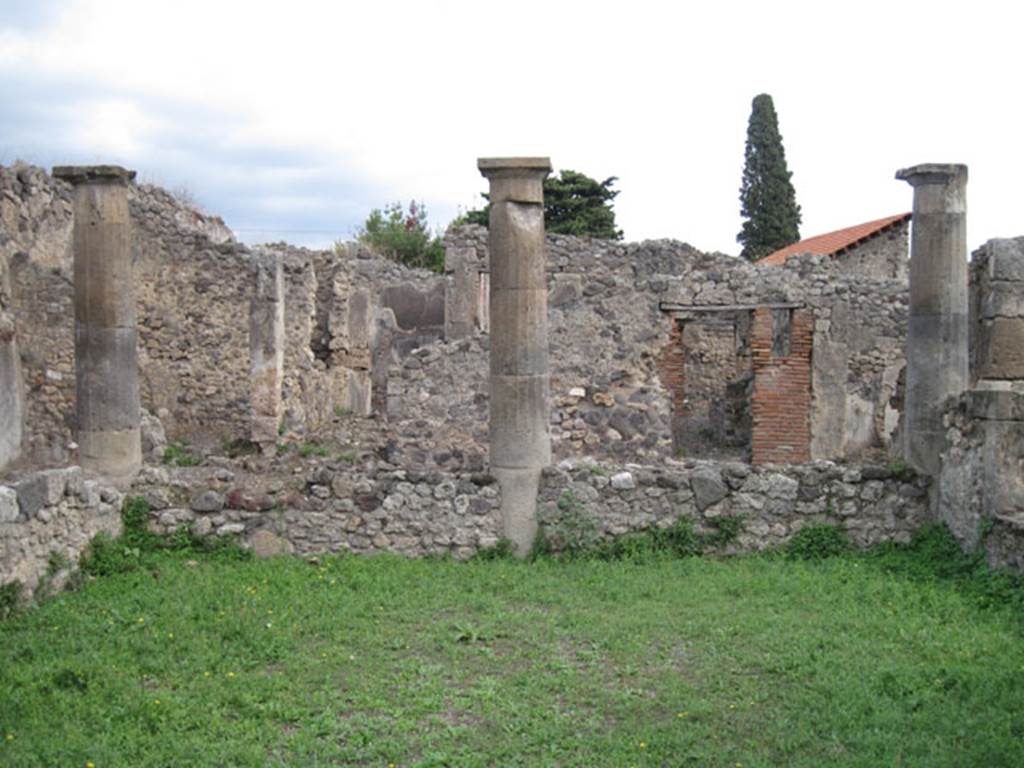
<box><xmin>1</xmin><ymin>0</ymin><xmax>1022</xmax><ymax>252</ymax></box>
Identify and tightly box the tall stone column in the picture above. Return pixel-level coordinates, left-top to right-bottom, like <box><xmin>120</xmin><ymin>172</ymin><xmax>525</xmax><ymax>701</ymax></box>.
<box><xmin>896</xmin><ymin>163</ymin><xmax>969</xmax><ymax>474</ymax></box>
<box><xmin>53</xmin><ymin>165</ymin><xmax>141</xmax><ymax>479</ymax></box>
<box><xmin>250</xmin><ymin>249</ymin><xmax>284</xmax><ymax>455</ymax></box>
<box><xmin>478</xmin><ymin>157</ymin><xmax>552</xmax><ymax>555</ymax></box>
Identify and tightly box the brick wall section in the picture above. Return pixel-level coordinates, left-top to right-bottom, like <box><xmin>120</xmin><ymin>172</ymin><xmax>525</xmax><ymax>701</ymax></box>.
<box><xmin>656</xmin><ymin>318</ymin><xmax>686</xmax><ymax>415</ymax></box>
<box><xmin>751</xmin><ymin>308</ymin><xmax>812</xmax><ymax>464</ymax></box>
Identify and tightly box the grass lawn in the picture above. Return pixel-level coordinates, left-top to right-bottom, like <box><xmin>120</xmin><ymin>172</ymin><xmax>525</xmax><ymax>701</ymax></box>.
<box><xmin>1</xmin><ymin>533</ymin><xmax>1023</xmax><ymax>767</ymax></box>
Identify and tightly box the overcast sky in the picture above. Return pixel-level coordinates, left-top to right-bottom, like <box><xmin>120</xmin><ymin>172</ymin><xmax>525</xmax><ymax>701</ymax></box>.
<box><xmin>1</xmin><ymin>0</ymin><xmax>1019</xmax><ymax>254</ymax></box>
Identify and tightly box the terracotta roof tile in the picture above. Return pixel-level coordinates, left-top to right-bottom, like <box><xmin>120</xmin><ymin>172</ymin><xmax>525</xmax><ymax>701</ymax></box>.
<box><xmin>757</xmin><ymin>212</ymin><xmax>911</xmax><ymax>266</ymax></box>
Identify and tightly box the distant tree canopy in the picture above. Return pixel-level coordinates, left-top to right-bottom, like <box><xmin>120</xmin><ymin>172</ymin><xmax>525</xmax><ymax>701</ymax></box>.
<box><xmin>353</xmin><ymin>201</ymin><xmax>444</xmax><ymax>272</ymax></box>
<box><xmin>737</xmin><ymin>93</ymin><xmax>802</xmax><ymax>261</ymax></box>
<box><xmin>461</xmin><ymin>169</ymin><xmax>623</xmax><ymax>240</ymax></box>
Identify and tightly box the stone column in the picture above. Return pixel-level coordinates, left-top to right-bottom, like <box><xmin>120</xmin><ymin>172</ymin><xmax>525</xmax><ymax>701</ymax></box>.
<box><xmin>53</xmin><ymin>165</ymin><xmax>141</xmax><ymax>479</ymax></box>
<box><xmin>896</xmin><ymin>163</ymin><xmax>969</xmax><ymax>474</ymax></box>
<box><xmin>478</xmin><ymin>157</ymin><xmax>552</xmax><ymax>555</ymax></box>
<box><xmin>0</xmin><ymin>253</ymin><xmax>24</xmax><ymax>471</ymax></box>
<box><xmin>250</xmin><ymin>249</ymin><xmax>285</xmax><ymax>454</ymax></box>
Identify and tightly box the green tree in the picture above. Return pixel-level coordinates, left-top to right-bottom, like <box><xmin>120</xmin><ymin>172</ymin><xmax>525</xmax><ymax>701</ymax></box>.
<box><xmin>460</xmin><ymin>169</ymin><xmax>623</xmax><ymax>240</ymax></box>
<box><xmin>354</xmin><ymin>200</ymin><xmax>444</xmax><ymax>272</ymax></box>
<box><xmin>737</xmin><ymin>93</ymin><xmax>802</xmax><ymax>261</ymax></box>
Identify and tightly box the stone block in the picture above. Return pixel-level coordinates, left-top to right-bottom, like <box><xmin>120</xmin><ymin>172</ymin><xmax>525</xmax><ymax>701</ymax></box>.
<box><xmin>191</xmin><ymin>490</ymin><xmax>225</xmax><ymax>513</ymax></box>
<box><xmin>247</xmin><ymin>528</ymin><xmax>293</xmax><ymax>558</ymax></box>
<box><xmin>691</xmin><ymin>468</ymin><xmax>728</xmax><ymax>511</ymax></box>
<box><xmin>985</xmin><ymin>237</ymin><xmax>1024</xmax><ymax>282</ymax></box>
<box><xmin>16</xmin><ymin>469</ymin><xmax>70</xmax><ymax>517</ymax></box>
<box><xmin>0</xmin><ymin>486</ymin><xmax>19</xmax><ymax>522</ymax></box>
<box><xmin>976</xmin><ymin>318</ymin><xmax>1024</xmax><ymax>379</ymax></box>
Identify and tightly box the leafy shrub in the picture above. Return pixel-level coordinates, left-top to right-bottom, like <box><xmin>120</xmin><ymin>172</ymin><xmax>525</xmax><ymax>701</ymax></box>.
<box><xmin>299</xmin><ymin>442</ymin><xmax>329</xmax><ymax>459</ymax></box>
<box><xmin>162</xmin><ymin>441</ymin><xmax>201</xmax><ymax>467</ymax></box>
<box><xmin>353</xmin><ymin>201</ymin><xmax>444</xmax><ymax>272</ymax></box>
<box><xmin>471</xmin><ymin>539</ymin><xmax>517</xmax><ymax>561</ymax></box>
<box><xmin>0</xmin><ymin>581</ymin><xmax>23</xmax><ymax>621</ymax></box>
<box><xmin>785</xmin><ymin>524</ymin><xmax>851</xmax><ymax>560</ymax></box>
<box><xmin>534</xmin><ymin>491</ymin><xmax>599</xmax><ymax>558</ymax></box>
<box><xmin>81</xmin><ymin>496</ymin><xmax>250</xmax><ymax>578</ymax></box>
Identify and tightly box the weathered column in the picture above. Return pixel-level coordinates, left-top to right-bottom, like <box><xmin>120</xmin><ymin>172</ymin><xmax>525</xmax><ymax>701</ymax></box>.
<box><xmin>0</xmin><ymin>253</ymin><xmax>24</xmax><ymax>471</ymax></box>
<box><xmin>478</xmin><ymin>157</ymin><xmax>552</xmax><ymax>555</ymax></box>
<box><xmin>250</xmin><ymin>249</ymin><xmax>285</xmax><ymax>454</ymax></box>
<box><xmin>53</xmin><ymin>165</ymin><xmax>141</xmax><ymax>478</ymax></box>
<box><xmin>896</xmin><ymin>163</ymin><xmax>969</xmax><ymax>474</ymax></box>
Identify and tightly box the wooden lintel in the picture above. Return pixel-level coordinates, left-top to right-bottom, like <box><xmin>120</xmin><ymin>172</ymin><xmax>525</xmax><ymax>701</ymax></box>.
<box><xmin>659</xmin><ymin>302</ymin><xmax>802</xmax><ymax>314</ymax></box>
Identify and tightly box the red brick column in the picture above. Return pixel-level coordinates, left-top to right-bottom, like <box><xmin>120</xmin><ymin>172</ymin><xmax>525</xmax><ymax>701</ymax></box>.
<box><xmin>751</xmin><ymin>308</ymin><xmax>812</xmax><ymax>464</ymax></box>
<box><xmin>656</xmin><ymin>318</ymin><xmax>687</xmax><ymax>415</ymax></box>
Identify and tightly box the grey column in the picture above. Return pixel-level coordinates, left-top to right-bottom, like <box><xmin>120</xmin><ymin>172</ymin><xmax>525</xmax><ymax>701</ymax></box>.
<box><xmin>896</xmin><ymin>163</ymin><xmax>969</xmax><ymax>474</ymax></box>
<box><xmin>250</xmin><ymin>249</ymin><xmax>285</xmax><ymax>455</ymax></box>
<box><xmin>478</xmin><ymin>157</ymin><xmax>552</xmax><ymax>555</ymax></box>
<box><xmin>53</xmin><ymin>165</ymin><xmax>141</xmax><ymax>479</ymax></box>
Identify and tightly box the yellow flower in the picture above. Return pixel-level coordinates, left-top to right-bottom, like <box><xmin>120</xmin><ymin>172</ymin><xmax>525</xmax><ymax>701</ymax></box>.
<box><xmin>639</xmin><ymin>741</ymin><xmax>646</xmax><ymax>749</ymax></box>
<box><xmin>86</xmin><ymin>762</ymin><xmax>95</xmax><ymax>768</ymax></box>
<box><xmin>227</xmin><ymin>672</ymin><xmax>236</xmax><ymax>678</ymax></box>
<box><xmin>203</xmin><ymin>671</ymin><xmax>211</xmax><ymax>678</ymax></box>
<box><xmin>154</xmin><ymin>699</ymin><xmax>160</xmax><ymax>705</ymax></box>
<box><xmin>5</xmin><ymin>733</ymin><xmax>13</xmax><ymax>741</ymax></box>
<box><xmin>677</xmin><ymin>711</ymin><xmax>688</xmax><ymax>718</ymax></box>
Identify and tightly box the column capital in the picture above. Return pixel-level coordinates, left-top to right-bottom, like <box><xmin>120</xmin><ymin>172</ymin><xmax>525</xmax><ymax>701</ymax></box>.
<box><xmin>53</xmin><ymin>165</ymin><xmax>137</xmax><ymax>186</ymax></box>
<box><xmin>478</xmin><ymin>157</ymin><xmax>551</xmax><ymax>204</ymax></box>
<box><xmin>895</xmin><ymin>163</ymin><xmax>967</xmax><ymax>187</ymax></box>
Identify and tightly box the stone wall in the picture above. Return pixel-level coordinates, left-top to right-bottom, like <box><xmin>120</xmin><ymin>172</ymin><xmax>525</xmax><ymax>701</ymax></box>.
<box><xmin>939</xmin><ymin>391</ymin><xmax>1024</xmax><ymax>572</ymax></box>
<box><xmin>128</xmin><ymin>454</ymin><xmax>929</xmax><ymax>561</ymax></box>
<box><xmin>540</xmin><ymin>458</ymin><xmax>929</xmax><ymax>551</ymax></box>
<box><xmin>433</xmin><ymin>225</ymin><xmax>908</xmax><ymax>465</ymax></box>
<box><xmin>134</xmin><ymin>461</ymin><xmax>503</xmax><ymax>560</ymax></box>
<box><xmin>970</xmin><ymin>237</ymin><xmax>1024</xmax><ymax>383</ymax></box>
<box><xmin>833</xmin><ymin>217</ymin><xmax>909</xmax><ymax>281</ymax></box>
<box><xmin>0</xmin><ymin>163</ymin><xmax>446</xmax><ymax>466</ymax></box>
<box><xmin>0</xmin><ymin>467</ymin><xmax>123</xmax><ymax>600</ymax></box>
<box><xmin>939</xmin><ymin>238</ymin><xmax>1024</xmax><ymax>573</ymax></box>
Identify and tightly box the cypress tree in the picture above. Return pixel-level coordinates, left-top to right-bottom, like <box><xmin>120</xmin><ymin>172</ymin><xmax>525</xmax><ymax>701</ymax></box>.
<box><xmin>737</xmin><ymin>94</ymin><xmax>802</xmax><ymax>261</ymax></box>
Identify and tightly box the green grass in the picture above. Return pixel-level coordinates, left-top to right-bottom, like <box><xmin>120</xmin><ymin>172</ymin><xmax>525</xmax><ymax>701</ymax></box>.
<box><xmin>2</xmin><ymin>532</ymin><xmax>1023</xmax><ymax>766</ymax></box>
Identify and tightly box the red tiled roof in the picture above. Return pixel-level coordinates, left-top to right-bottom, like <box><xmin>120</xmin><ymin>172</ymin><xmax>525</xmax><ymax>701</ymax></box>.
<box><xmin>757</xmin><ymin>212</ymin><xmax>911</xmax><ymax>266</ymax></box>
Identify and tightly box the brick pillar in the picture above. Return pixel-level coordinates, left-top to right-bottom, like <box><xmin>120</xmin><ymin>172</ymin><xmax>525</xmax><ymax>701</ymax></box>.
<box><xmin>656</xmin><ymin>318</ymin><xmax>687</xmax><ymax>452</ymax></box>
<box><xmin>751</xmin><ymin>308</ymin><xmax>812</xmax><ymax>464</ymax></box>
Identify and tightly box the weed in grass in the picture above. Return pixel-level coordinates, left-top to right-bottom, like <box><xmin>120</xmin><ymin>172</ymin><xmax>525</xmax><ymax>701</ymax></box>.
<box><xmin>3</xmin><ymin>544</ymin><xmax>1024</xmax><ymax>766</ymax></box>
<box><xmin>866</xmin><ymin>523</ymin><xmax>1024</xmax><ymax>619</ymax></box>
<box><xmin>162</xmin><ymin>441</ymin><xmax>201</xmax><ymax>467</ymax></box>
<box><xmin>334</xmin><ymin>405</ymin><xmax>352</xmax><ymax>417</ymax></box>
<box><xmin>337</xmin><ymin>450</ymin><xmax>358</xmax><ymax>464</ymax></box>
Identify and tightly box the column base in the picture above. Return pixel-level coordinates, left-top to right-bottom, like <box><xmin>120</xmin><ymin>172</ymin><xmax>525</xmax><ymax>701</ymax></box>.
<box><xmin>79</xmin><ymin>428</ymin><xmax>142</xmax><ymax>483</ymax></box>
<box><xmin>492</xmin><ymin>466</ymin><xmax>542</xmax><ymax>557</ymax></box>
